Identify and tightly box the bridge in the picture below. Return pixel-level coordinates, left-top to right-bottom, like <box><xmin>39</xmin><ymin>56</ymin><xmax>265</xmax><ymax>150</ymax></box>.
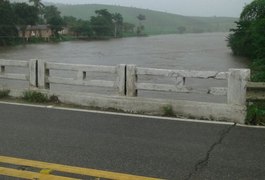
<box><xmin>0</xmin><ymin>59</ymin><xmax>265</xmax><ymax>179</ymax></box>
<box><xmin>0</xmin><ymin>59</ymin><xmax>251</xmax><ymax>123</ymax></box>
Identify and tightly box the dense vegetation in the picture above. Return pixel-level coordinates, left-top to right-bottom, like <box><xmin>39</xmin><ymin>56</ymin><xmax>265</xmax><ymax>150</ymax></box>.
<box><xmin>2</xmin><ymin>0</ymin><xmax>239</xmax><ymax>45</ymax></box>
<box><xmin>57</xmin><ymin>4</ymin><xmax>237</xmax><ymax>35</ymax></box>
<box><xmin>0</xmin><ymin>0</ymin><xmax>128</xmax><ymax>45</ymax></box>
<box><xmin>0</xmin><ymin>0</ymin><xmax>63</xmax><ymax>45</ymax></box>
<box><xmin>227</xmin><ymin>0</ymin><xmax>265</xmax><ymax>125</ymax></box>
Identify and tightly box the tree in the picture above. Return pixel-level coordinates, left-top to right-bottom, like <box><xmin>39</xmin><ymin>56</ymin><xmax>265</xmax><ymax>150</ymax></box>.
<box><xmin>43</xmin><ymin>5</ymin><xmax>63</xmax><ymax>37</ymax></box>
<box><xmin>137</xmin><ymin>14</ymin><xmax>146</xmax><ymax>22</ymax></box>
<box><xmin>28</xmin><ymin>0</ymin><xmax>45</xmax><ymax>23</ymax></box>
<box><xmin>123</xmin><ymin>22</ymin><xmax>135</xmax><ymax>33</ymax></box>
<box><xmin>29</xmin><ymin>0</ymin><xmax>44</xmax><ymax>10</ymax></box>
<box><xmin>90</xmin><ymin>9</ymin><xmax>114</xmax><ymax>37</ymax></box>
<box><xmin>228</xmin><ymin>0</ymin><xmax>265</xmax><ymax>58</ymax></box>
<box><xmin>227</xmin><ymin>0</ymin><xmax>265</xmax><ymax>82</ymax></box>
<box><xmin>240</xmin><ymin>0</ymin><xmax>265</xmax><ymax>21</ymax></box>
<box><xmin>137</xmin><ymin>14</ymin><xmax>146</xmax><ymax>36</ymax></box>
<box><xmin>13</xmin><ymin>2</ymin><xmax>38</xmax><ymax>39</ymax></box>
<box><xmin>13</xmin><ymin>3</ymin><xmax>39</xmax><ymax>26</ymax></box>
<box><xmin>112</xmin><ymin>13</ymin><xmax>123</xmax><ymax>37</ymax></box>
<box><xmin>0</xmin><ymin>0</ymin><xmax>18</xmax><ymax>45</ymax></box>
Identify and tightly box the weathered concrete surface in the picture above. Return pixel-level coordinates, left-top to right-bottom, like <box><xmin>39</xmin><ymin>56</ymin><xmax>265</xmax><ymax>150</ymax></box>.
<box><xmin>228</xmin><ymin>69</ymin><xmax>250</xmax><ymax>106</ymax></box>
<box><xmin>5</xmin><ymin>89</ymin><xmax>246</xmax><ymax>123</ymax></box>
<box><xmin>0</xmin><ymin>59</ymin><xmax>250</xmax><ymax>124</ymax></box>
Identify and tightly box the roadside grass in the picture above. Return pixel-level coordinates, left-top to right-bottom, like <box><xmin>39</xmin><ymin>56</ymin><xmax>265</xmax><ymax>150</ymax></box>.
<box><xmin>22</xmin><ymin>91</ymin><xmax>60</xmax><ymax>104</ymax></box>
<box><xmin>0</xmin><ymin>89</ymin><xmax>10</xmax><ymax>99</ymax></box>
<box><xmin>246</xmin><ymin>102</ymin><xmax>265</xmax><ymax>126</ymax></box>
<box><xmin>247</xmin><ymin>58</ymin><xmax>265</xmax><ymax>126</ymax></box>
<box><xmin>22</xmin><ymin>91</ymin><xmax>49</xmax><ymax>103</ymax></box>
<box><xmin>162</xmin><ymin>105</ymin><xmax>175</xmax><ymax>117</ymax></box>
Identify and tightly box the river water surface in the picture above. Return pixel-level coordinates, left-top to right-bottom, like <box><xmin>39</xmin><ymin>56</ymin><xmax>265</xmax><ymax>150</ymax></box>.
<box><xmin>0</xmin><ymin>33</ymin><xmax>249</xmax><ymax>102</ymax></box>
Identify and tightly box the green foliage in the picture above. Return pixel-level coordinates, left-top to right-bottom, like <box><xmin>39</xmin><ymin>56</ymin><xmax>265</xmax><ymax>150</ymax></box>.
<box><xmin>162</xmin><ymin>105</ymin><xmax>175</xmax><ymax>117</ymax></box>
<box><xmin>13</xmin><ymin>2</ymin><xmax>39</xmax><ymax>26</ymax></box>
<box><xmin>57</xmin><ymin>4</ymin><xmax>237</xmax><ymax>35</ymax></box>
<box><xmin>246</xmin><ymin>102</ymin><xmax>265</xmax><ymax>125</ymax></box>
<box><xmin>0</xmin><ymin>0</ymin><xmax>18</xmax><ymax>45</ymax></box>
<box><xmin>22</xmin><ymin>91</ymin><xmax>49</xmax><ymax>103</ymax></box>
<box><xmin>28</xmin><ymin>36</ymin><xmax>43</xmax><ymax>43</ymax></box>
<box><xmin>88</xmin><ymin>9</ymin><xmax>124</xmax><ymax>38</ymax></box>
<box><xmin>137</xmin><ymin>14</ymin><xmax>146</xmax><ymax>22</ymax></box>
<box><xmin>63</xmin><ymin>16</ymin><xmax>92</xmax><ymax>37</ymax></box>
<box><xmin>43</xmin><ymin>5</ymin><xmax>64</xmax><ymax>37</ymax></box>
<box><xmin>90</xmin><ymin>9</ymin><xmax>114</xmax><ymax>37</ymax></box>
<box><xmin>0</xmin><ymin>89</ymin><xmax>10</xmax><ymax>99</ymax></box>
<box><xmin>28</xmin><ymin>0</ymin><xmax>44</xmax><ymax>10</ymax></box>
<box><xmin>240</xmin><ymin>0</ymin><xmax>265</xmax><ymax>21</ymax></box>
<box><xmin>49</xmin><ymin>95</ymin><xmax>60</xmax><ymax>104</ymax></box>
<box><xmin>228</xmin><ymin>0</ymin><xmax>265</xmax><ymax>58</ymax></box>
<box><xmin>250</xmin><ymin>59</ymin><xmax>265</xmax><ymax>82</ymax></box>
<box><xmin>123</xmin><ymin>22</ymin><xmax>135</xmax><ymax>34</ymax></box>
<box><xmin>228</xmin><ymin>20</ymin><xmax>255</xmax><ymax>57</ymax></box>
<box><xmin>113</xmin><ymin>13</ymin><xmax>123</xmax><ymax>37</ymax></box>
<box><xmin>228</xmin><ymin>0</ymin><xmax>265</xmax><ymax>82</ymax></box>
<box><xmin>228</xmin><ymin>0</ymin><xmax>265</xmax><ymax>126</ymax></box>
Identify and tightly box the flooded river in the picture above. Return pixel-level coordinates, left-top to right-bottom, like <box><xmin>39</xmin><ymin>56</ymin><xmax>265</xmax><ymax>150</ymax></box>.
<box><xmin>0</xmin><ymin>33</ymin><xmax>249</xmax><ymax>102</ymax></box>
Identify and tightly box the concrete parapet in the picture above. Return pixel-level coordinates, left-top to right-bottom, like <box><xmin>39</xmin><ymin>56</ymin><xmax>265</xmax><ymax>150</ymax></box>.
<box><xmin>0</xmin><ymin>59</ymin><xmax>251</xmax><ymax>124</ymax></box>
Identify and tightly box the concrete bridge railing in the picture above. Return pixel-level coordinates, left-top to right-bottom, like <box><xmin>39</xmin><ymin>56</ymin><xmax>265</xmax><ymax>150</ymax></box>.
<box><xmin>37</xmin><ymin>61</ymin><xmax>126</xmax><ymax>96</ymax></box>
<box><xmin>0</xmin><ymin>59</ymin><xmax>250</xmax><ymax>123</ymax></box>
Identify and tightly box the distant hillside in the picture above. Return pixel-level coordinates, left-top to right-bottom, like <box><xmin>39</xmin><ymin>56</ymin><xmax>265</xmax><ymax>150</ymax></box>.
<box><xmin>56</xmin><ymin>4</ymin><xmax>238</xmax><ymax>35</ymax></box>
<box><xmin>9</xmin><ymin>1</ymin><xmax>237</xmax><ymax>35</ymax></box>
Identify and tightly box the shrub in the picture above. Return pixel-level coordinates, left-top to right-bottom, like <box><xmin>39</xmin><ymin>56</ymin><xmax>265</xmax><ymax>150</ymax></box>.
<box><xmin>250</xmin><ymin>59</ymin><xmax>265</xmax><ymax>82</ymax></box>
<box><xmin>162</xmin><ymin>105</ymin><xmax>175</xmax><ymax>117</ymax></box>
<box><xmin>246</xmin><ymin>102</ymin><xmax>265</xmax><ymax>125</ymax></box>
<box><xmin>49</xmin><ymin>95</ymin><xmax>60</xmax><ymax>104</ymax></box>
<box><xmin>22</xmin><ymin>91</ymin><xmax>49</xmax><ymax>103</ymax></box>
<box><xmin>0</xmin><ymin>89</ymin><xmax>10</xmax><ymax>98</ymax></box>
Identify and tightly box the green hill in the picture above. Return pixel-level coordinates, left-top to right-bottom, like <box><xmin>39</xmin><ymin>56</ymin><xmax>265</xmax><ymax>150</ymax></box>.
<box><xmin>56</xmin><ymin>4</ymin><xmax>237</xmax><ymax>35</ymax></box>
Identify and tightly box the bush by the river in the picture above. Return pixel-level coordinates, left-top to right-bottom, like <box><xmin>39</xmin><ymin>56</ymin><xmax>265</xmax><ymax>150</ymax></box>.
<box><xmin>227</xmin><ymin>0</ymin><xmax>265</xmax><ymax>125</ymax></box>
<box><xmin>228</xmin><ymin>0</ymin><xmax>265</xmax><ymax>82</ymax></box>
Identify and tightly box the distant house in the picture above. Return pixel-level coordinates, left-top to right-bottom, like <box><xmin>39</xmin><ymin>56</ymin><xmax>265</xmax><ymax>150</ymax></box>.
<box><xmin>58</xmin><ymin>27</ymin><xmax>69</xmax><ymax>35</ymax></box>
<box><xmin>18</xmin><ymin>25</ymin><xmax>52</xmax><ymax>41</ymax></box>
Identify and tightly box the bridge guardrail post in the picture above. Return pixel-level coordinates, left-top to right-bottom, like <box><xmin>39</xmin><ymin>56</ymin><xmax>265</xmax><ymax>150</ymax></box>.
<box><xmin>29</xmin><ymin>59</ymin><xmax>37</xmax><ymax>88</ymax></box>
<box><xmin>227</xmin><ymin>69</ymin><xmax>250</xmax><ymax>106</ymax></box>
<box><xmin>38</xmin><ymin>60</ymin><xmax>50</xmax><ymax>89</ymax></box>
<box><xmin>126</xmin><ymin>64</ymin><xmax>137</xmax><ymax>97</ymax></box>
<box><xmin>116</xmin><ymin>64</ymin><xmax>126</xmax><ymax>96</ymax></box>
<box><xmin>0</xmin><ymin>65</ymin><xmax>5</xmax><ymax>74</ymax></box>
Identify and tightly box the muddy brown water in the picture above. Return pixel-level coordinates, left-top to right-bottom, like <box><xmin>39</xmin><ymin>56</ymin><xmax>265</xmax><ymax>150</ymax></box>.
<box><xmin>0</xmin><ymin>33</ymin><xmax>249</xmax><ymax>103</ymax></box>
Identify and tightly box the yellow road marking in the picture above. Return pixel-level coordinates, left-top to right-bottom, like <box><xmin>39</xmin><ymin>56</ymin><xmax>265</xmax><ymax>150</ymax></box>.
<box><xmin>40</xmin><ymin>168</ymin><xmax>54</xmax><ymax>175</ymax></box>
<box><xmin>0</xmin><ymin>167</ymin><xmax>79</xmax><ymax>180</ymax></box>
<box><xmin>0</xmin><ymin>156</ymin><xmax>161</xmax><ymax>180</ymax></box>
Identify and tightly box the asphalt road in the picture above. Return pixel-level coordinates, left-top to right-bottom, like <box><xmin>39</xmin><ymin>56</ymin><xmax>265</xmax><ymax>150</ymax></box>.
<box><xmin>0</xmin><ymin>102</ymin><xmax>265</xmax><ymax>180</ymax></box>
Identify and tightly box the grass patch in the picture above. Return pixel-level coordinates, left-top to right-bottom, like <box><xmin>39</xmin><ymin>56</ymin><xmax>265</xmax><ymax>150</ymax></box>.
<box><xmin>0</xmin><ymin>89</ymin><xmax>10</xmax><ymax>99</ymax></box>
<box><xmin>162</xmin><ymin>105</ymin><xmax>175</xmax><ymax>117</ymax></box>
<box><xmin>246</xmin><ymin>102</ymin><xmax>265</xmax><ymax>126</ymax></box>
<box><xmin>22</xmin><ymin>91</ymin><xmax>49</xmax><ymax>103</ymax></box>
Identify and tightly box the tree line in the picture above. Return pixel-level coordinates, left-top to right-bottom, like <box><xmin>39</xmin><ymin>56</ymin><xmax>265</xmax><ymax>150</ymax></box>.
<box><xmin>227</xmin><ymin>0</ymin><xmax>265</xmax><ymax>125</ymax></box>
<box><xmin>0</xmin><ymin>0</ymin><xmax>143</xmax><ymax>45</ymax></box>
<box><xmin>228</xmin><ymin>0</ymin><xmax>265</xmax><ymax>82</ymax></box>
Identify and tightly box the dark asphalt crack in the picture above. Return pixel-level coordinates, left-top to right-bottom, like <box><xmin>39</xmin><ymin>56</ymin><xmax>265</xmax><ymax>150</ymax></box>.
<box><xmin>185</xmin><ymin>123</ymin><xmax>236</xmax><ymax>180</ymax></box>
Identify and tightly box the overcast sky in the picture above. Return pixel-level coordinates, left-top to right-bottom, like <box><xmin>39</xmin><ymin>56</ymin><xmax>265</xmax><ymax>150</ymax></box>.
<box><xmin>45</xmin><ymin>0</ymin><xmax>253</xmax><ymax>17</ymax></box>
